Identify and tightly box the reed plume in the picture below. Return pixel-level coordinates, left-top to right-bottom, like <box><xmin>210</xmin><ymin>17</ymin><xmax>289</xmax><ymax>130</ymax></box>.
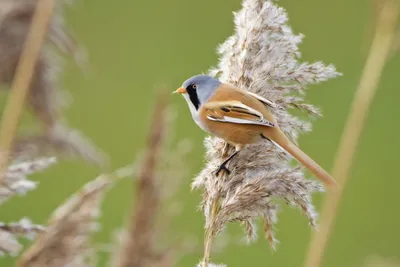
<box><xmin>193</xmin><ymin>0</ymin><xmax>341</xmax><ymax>266</ymax></box>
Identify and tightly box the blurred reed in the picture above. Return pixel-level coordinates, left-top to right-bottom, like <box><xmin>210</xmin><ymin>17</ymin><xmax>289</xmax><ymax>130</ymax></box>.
<box><xmin>0</xmin><ymin>1</ymin><xmax>192</xmax><ymax>266</ymax></box>
<box><xmin>16</xmin><ymin>165</ymin><xmax>133</xmax><ymax>267</ymax></box>
<box><xmin>115</xmin><ymin>95</ymin><xmax>167</xmax><ymax>267</ymax></box>
<box><xmin>0</xmin><ymin>0</ymin><xmax>106</xmax><ymax>168</ymax></box>
<box><xmin>0</xmin><ymin>0</ymin><xmax>54</xmax><ymax>183</ymax></box>
<box><xmin>304</xmin><ymin>1</ymin><xmax>400</xmax><ymax>267</ymax></box>
<box><xmin>0</xmin><ymin>157</ymin><xmax>57</xmax><ymax>256</ymax></box>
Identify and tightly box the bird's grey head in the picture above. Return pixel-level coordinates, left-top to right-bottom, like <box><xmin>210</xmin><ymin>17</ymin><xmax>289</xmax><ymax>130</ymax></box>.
<box><xmin>175</xmin><ymin>74</ymin><xmax>221</xmax><ymax>111</ymax></box>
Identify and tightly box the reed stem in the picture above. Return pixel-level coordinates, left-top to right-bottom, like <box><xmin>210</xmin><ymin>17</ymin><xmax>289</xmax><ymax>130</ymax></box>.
<box><xmin>202</xmin><ymin>194</ymin><xmax>220</xmax><ymax>267</ymax></box>
<box><xmin>0</xmin><ymin>0</ymin><xmax>54</xmax><ymax>182</ymax></box>
<box><xmin>304</xmin><ymin>1</ymin><xmax>399</xmax><ymax>267</ymax></box>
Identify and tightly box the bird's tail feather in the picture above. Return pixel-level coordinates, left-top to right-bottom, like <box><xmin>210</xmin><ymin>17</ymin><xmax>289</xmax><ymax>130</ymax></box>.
<box><xmin>268</xmin><ymin>135</ymin><xmax>338</xmax><ymax>188</ymax></box>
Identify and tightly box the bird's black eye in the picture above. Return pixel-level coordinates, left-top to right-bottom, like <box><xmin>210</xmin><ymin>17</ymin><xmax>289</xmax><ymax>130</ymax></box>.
<box><xmin>191</xmin><ymin>84</ymin><xmax>197</xmax><ymax>89</ymax></box>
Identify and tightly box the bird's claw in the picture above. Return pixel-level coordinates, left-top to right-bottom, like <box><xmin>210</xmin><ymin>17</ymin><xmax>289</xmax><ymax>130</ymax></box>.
<box><xmin>215</xmin><ymin>164</ymin><xmax>231</xmax><ymax>176</ymax></box>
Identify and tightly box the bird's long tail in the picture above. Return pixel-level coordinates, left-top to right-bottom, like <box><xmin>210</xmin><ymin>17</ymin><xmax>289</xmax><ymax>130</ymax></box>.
<box><xmin>266</xmin><ymin>132</ymin><xmax>338</xmax><ymax>188</ymax></box>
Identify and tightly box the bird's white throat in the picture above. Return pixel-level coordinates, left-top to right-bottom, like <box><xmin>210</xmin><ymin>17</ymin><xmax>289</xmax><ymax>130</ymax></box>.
<box><xmin>182</xmin><ymin>94</ymin><xmax>209</xmax><ymax>132</ymax></box>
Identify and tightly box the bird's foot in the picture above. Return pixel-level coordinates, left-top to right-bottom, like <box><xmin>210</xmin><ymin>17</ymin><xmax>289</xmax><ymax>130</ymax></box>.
<box><xmin>215</xmin><ymin>164</ymin><xmax>231</xmax><ymax>176</ymax></box>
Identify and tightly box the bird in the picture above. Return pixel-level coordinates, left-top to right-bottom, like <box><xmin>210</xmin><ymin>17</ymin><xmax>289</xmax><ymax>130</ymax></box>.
<box><xmin>173</xmin><ymin>74</ymin><xmax>337</xmax><ymax>187</ymax></box>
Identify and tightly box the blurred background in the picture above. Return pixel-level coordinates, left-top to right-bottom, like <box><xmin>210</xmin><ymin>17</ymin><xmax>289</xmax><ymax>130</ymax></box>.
<box><xmin>2</xmin><ymin>0</ymin><xmax>400</xmax><ymax>266</ymax></box>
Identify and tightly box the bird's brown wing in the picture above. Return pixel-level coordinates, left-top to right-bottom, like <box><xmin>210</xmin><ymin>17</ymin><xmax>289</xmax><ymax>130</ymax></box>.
<box><xmin>216</xmin><ymin>83</ymin><xmax>283</xmax><ymax>110</ymax></box>
<box><xmin>202</xmin><ymin>101</ymin><xmax>275</xmax><ymax>127</ymax></box>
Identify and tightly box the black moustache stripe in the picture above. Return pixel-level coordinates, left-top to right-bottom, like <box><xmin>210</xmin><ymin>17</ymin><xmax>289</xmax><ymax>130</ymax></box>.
<box><xmin>187</xmin><ymin>86</ymin><xmax>200</xmax><ymax>110</ymax></box>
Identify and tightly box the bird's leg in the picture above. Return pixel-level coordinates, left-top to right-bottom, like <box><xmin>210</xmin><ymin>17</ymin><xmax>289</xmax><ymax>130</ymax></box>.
<box><xmin>216</xmin><ymin>150</ymin><xmax>240</xmax><ymax>176</ymax></box>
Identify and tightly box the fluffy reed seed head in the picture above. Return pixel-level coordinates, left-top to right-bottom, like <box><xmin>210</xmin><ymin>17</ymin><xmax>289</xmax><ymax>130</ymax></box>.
<box><xmin>0</xmin><ymin>157</ymin><xmax>56</xmax><ymax>256</ymax></box>
<box><xmin>16</xmin><ymin>166</ymin><xmax>133</xmax><ymax>267</ymax></box>
<box><xmin>0</xmin><ymin>157</ymin><xmax>57</xmax><ymax>205</ymax></box>
<box><xmin>193</xmin><ymin>0</ymin><xmax>341</xmax><ymax>249</ymax></box>
<box><xmin>0</xmin><ymin>218</ymin><xmax>45</xmax><ymax>257</ymax></box>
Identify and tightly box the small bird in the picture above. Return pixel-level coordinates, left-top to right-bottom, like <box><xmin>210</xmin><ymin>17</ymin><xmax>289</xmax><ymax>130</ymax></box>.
<box><xmin>174</xmin><ymin>74</ymin><xmax>337</xmax><ymax>187</ymax></box>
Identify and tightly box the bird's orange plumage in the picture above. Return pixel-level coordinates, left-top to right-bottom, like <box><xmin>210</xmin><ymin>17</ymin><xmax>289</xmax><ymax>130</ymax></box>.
<box><xmin>198</xmin><ymin>84</ymin><xmax>337</xmax><ymax>187</ymax></box>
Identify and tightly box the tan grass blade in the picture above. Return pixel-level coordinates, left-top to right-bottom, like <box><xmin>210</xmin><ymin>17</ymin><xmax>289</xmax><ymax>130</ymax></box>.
<box><xmin>304</xmin><ymin>1</ymin><xmax>400</xmax><ymax>267</ymax></box>
<box><xmin>0</xmin><ymin>0</ymin><xmax>54</xmax><ymax>182</ymax></box>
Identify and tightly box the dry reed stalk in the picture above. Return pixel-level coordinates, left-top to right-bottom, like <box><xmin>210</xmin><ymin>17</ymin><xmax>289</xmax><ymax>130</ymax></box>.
<box><xmin>0</xmin><ymin>0</ymin><xmax>54</xmax><ymax>182</ymax></box>
<box><xmin>116</xmin><ymin>95</ymin><xmax>167</xmax><ymax>267</ymax></box>
<box><xmin>304</xmin><ymin>1</ymin><xmax>400</xmax><ymax>267</ymax></box>
<box><xmin>201</xmin><ymin>186</ymin><xmax>221</xmax><ymax>267</ymax></box>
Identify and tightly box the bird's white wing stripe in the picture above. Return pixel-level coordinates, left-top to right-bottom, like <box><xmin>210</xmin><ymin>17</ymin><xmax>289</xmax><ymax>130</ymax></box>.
<box><xmin>207</xmin><ymin>115</ymin><xmax>275</xmax><ymax>127</ymax></box>
<box><xmin>205</xmin><ymin>101</ymin><xmax>275</xmax><ymax>127</ymax></box>
<box><xmin>231</xmin><ymin>102</ymin><xmax>265</xmax><ymax>118</ymax></box>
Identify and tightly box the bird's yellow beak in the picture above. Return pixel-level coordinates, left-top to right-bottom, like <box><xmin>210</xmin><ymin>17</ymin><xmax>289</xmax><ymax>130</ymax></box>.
<box><xmin>173</xmin><ymin>87</ymin><xmax>187</xmax><ymax>94</ymax></box>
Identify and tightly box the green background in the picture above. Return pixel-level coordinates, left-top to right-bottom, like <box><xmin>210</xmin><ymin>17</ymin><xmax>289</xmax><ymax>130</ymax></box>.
<box><xmin>2</xmin><ymin>0</ymin><xmax>400</xmax><ymax>266</ymax></box>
